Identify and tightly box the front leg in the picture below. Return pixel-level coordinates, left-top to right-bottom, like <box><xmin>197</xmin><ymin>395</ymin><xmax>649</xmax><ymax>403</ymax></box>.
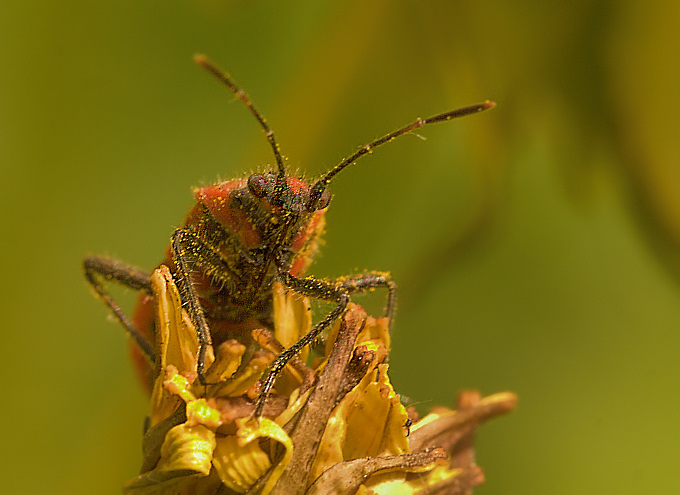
<box><xmin>253</xmin><ymin>270</ymin><xmax>397</xmax><ymax>418</ymax></box>
<box><xmin>254</xmin><ymin>271</ymin><xmax>350</xmax><ymax>417</ymax></box>
<box><xmin>170</xmin><ymin>228</ymin><xmax>244</xmax><ymax>383</ymax></box>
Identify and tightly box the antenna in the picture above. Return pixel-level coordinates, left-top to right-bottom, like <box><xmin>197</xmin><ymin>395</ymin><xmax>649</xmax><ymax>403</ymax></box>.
<box><xmin>194</xmin><ymin>54</ymin><xmax>288</xmax><ymax>200</ymax></box>
<box><xmin>308</xmin><ymin>101</ymin><xmax>495</xmax><ymax>207</ymax></box>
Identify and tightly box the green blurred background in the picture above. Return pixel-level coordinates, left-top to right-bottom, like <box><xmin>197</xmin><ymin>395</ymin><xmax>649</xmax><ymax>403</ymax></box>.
<box><xmin>3</xmin><ymin>1</ymin><xmax>680</xmax><ymax>493</ymax></box>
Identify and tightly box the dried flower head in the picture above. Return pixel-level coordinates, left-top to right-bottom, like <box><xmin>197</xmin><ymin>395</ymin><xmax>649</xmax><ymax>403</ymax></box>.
<box><xmin>123</xmin><ymin>266</ymin><xmax>517</xmax><ymax>494</ymax></box>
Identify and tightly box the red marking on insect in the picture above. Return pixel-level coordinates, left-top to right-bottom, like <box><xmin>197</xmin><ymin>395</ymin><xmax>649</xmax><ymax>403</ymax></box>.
<box><xmin>84</xmin><ymin>55</ymin><xmax>494</xmax><ymax>416</ymax></box>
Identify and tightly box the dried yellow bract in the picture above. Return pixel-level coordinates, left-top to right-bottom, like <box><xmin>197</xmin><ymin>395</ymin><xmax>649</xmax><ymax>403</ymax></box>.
<box><xmin>123</xmin><ymin>266</ymin><xmax>517</xmax><ymax>495</ymax></box>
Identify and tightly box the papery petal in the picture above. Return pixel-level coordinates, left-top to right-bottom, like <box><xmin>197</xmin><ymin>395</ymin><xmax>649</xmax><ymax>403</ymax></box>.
<box><xmin>212</xmin><ymin>417</ymin><xmax>293</xmax><ymax>494</ymax></box>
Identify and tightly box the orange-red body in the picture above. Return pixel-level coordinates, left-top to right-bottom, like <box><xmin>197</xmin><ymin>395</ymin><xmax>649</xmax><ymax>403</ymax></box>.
<box><xmin>131</xmin><ymin>176</ymin><xmax>327</xmax><ymax>391</ymax></box>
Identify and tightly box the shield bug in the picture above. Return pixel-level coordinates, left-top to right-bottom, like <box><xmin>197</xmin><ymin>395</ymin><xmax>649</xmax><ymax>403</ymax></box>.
<box><xmin>84</xmin><ymin>55</ymin><xmax>494</xmax><ymax>417</ymax></box>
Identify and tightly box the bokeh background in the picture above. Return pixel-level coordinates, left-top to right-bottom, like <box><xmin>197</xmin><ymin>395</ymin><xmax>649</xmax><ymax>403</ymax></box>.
<box><xmin>3</xmin><ymin>1</ymin><xmax>680</xmax><ymax>493</ymax></box>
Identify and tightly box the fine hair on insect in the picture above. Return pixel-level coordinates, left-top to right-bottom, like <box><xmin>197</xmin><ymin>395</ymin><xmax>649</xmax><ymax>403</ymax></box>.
<box><xmin>84</xmin><ymin>55</ymin><xmax>495</xmax><ymax>418</ymax></box>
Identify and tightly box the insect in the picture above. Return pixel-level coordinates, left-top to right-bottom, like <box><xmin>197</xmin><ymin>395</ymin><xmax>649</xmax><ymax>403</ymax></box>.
<box><xmin>84</xmin><ymin>55</ymin><xmax>494</xmax><ymax>417</ymax></box>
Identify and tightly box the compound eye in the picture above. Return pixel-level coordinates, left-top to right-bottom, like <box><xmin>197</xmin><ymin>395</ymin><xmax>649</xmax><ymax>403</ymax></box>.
<box><xmin>310</xmin><ymin>188</ymin><xmax>331</xmax><ymax>211</ymax></box>
<box><xmin>247</xmin><ymin>174</ymin><xmax>267</xmax><ymax>198</ymax></box>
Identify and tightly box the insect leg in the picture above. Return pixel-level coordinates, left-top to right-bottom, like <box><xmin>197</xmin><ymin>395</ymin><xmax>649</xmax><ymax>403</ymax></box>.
<box><xmin>170</xmin><ymin>228</ymin><xmax>243</xmax><ymax>383</ymax></box>
<box><xmin>335</xmin><ymin>271</ymin><xmax>397</xmax><ymax>327</ymax></box>
<box><xmin>83</xmin><ymin>256</ymin><xmax>155</xmax><ymax>361</ymax></box>
<box><xmin>254</xmin><ymin>272</ymin><xmax>351</xmax><ymax>417</ymax></box>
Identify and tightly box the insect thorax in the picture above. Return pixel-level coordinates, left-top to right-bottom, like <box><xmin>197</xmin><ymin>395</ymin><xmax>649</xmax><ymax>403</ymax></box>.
<box><xmin>176</xmin><ymin>179</ymin><xmax>326</xmax><ymax>324</ymax></box>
